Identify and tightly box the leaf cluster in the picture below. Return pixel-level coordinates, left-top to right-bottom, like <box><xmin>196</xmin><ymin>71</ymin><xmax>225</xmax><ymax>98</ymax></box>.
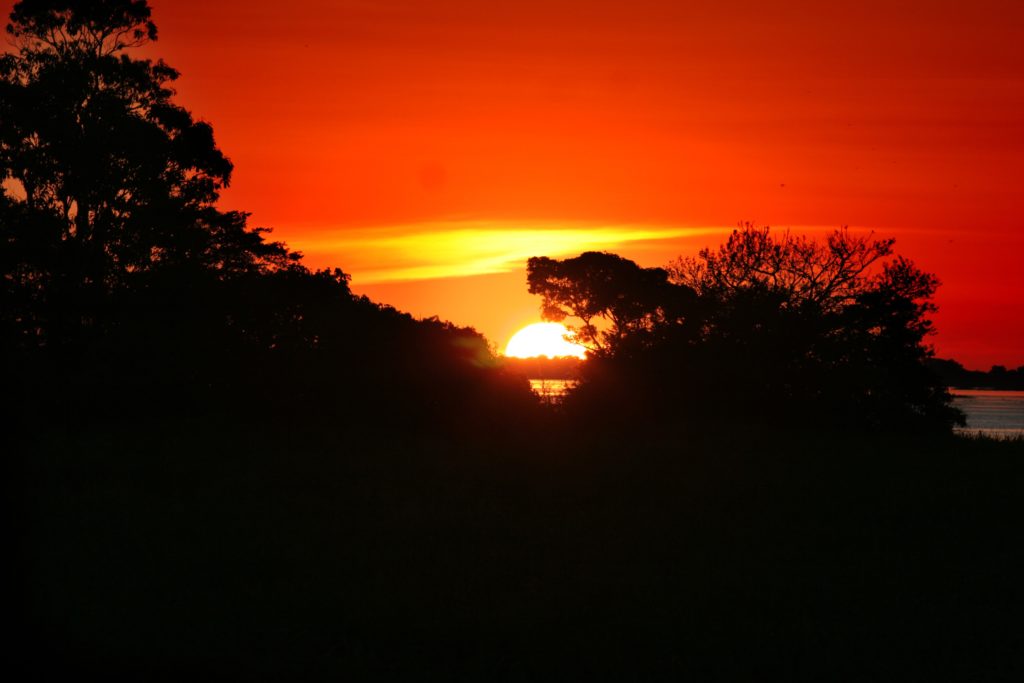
<box><xmin>8</xmin><ymin>0</ymin><xmax>156</xmax><ymax>57</ymax></box>
<box><xmin>669</xmin><ymin>223</ymin><xmax>900</xmax><ymax>311</ymax></box>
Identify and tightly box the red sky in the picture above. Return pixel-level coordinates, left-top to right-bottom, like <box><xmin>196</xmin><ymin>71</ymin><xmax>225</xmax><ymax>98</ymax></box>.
<box><xmin>9</xmin><ymin>0</ymin><xmax>1022</xmax><ymax>367</ymax></box>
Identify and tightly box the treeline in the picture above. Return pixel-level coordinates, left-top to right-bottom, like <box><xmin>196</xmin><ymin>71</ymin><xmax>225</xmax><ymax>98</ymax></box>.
<box><xmin>5</xmin><ymin>264</ymin><xmax>540</xmax><ymax>436</ymax></box>
<box><xmin>928</xmin><ymin>358</ymin><xmax>1024</xmax><ymax>391</ymax></box>
<box><xmin>501</xmin><ymin>355</ymin><xmax>583</xmax><ymax>380</ymax></box>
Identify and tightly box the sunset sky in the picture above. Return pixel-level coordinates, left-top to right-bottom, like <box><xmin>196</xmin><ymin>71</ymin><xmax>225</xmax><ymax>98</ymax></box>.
<box><xmin>10</xmin><ymin>0</ymin><xmax>1020</xmax><ymax>367</ymax></box>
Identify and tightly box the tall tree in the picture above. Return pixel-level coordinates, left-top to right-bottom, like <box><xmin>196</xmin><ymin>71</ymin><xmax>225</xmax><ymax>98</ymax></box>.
<box><xmin>1</xmin><ymin>0</ymin><xmax>295</xmax><ymax>346</ymax></box>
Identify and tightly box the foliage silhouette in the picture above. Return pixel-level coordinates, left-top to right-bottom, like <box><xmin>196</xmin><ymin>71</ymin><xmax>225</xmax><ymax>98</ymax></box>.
<box><xmin>928</xmin><ymin>358</ymin><xmax>1024</xmax><ymax>390</ymax></box>
<box><xmin>670</xmin><ymin>224</ymin><xmax>896</xmax><ymax>308</ymax></box>
<box><xmin>526</xmin><ymin>251</ymin><xmax>698</xmax><ymax>355</ymax></box>
<box><xmin>1</xmin><ymin>0</ymin><xmax>296</xmax><ymax>352</ymax></box>
<box><xmin>0</xmin><ymin>0</ymin><xmax>537</xmax><ymax>437</ymax></box>
<box><xmin>671</xmin><ymin>225</ymin><xmax>962</xmax><ymax>431</ymax></box>
<box><xmin>533</xmin><ymin>227</ymin><xmax>962</xmax><ymax>433</ymax></box>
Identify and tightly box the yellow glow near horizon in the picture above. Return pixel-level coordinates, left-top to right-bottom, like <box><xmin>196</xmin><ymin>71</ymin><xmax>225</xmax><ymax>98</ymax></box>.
<box><xmin>504</xmin><ymin>322</ymin><xmax>587</xmax><ymax>359</ymax></box>
<box><xmin>289</xmin><ymin>221</ymin><xmax>730</xmax><ymax>284</ymax></box>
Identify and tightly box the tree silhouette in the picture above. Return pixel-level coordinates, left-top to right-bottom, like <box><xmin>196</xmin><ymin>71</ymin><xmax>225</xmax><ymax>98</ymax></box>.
<box><xmin>669</xmin><ymin>224</ymin><xmax>897</xmax><ymax>310</ymax></box>
<box><xmin>1</xmin><ymin>0</ymin><xmax>295</xmax><ymax>348</ymax></box>
<box><xmin>535</xmin><ymin>227</ymin><xmax>962</xmax><ymax>433</ymax></box>
<box><xmin>527</xmin><ymin>251</ymin><xmax>698</xmax><ymax>355</ymax></box>
<box><xmin>702</xmin><ymin>230</ymin><xmax>957</xmax><ymax>430</ymax></box>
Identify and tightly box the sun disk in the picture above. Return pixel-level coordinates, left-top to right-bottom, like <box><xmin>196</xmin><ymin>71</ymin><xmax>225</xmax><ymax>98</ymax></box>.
<box><xmin>504</xmin><ymin>322</ymin><xmax>587</xmax><ymax>359</ymax></box>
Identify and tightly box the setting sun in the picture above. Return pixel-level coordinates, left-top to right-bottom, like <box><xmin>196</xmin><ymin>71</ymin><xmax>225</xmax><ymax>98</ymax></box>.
<box><xmin>504</xmin><ymin>322</ymin><xmax>587</xmax><ymax>359</ymax></box>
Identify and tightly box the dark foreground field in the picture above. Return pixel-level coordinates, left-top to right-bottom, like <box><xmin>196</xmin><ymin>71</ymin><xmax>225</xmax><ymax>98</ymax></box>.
<box><xmin>12</xmin><ymin>420</ymin><xmax>1024</xmax><ymax>681</ymax></box>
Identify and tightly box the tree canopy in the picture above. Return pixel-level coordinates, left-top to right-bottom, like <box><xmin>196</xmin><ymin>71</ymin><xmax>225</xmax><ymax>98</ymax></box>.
<box><xmin>669</xmin><ymin>224</ymin><xmax>899</xmax><ymax>310</ymax></box>
<box><xmin>527</xmin><ymin>251</ymin><xmax>698</xmax><ymax>355</ymax></box>
<box><xmin>1</xmin><ymin>0</ymin><xmax>299</xmax><ymax>349</ymax></box>
<box><xmin>530</xmin><ymin>226</ymin><xmax>961</xmax><ymax>433</ymax></box>
<box><xmin>7</xmin><ymin>0</ymin><xmax>158</xmax><ymax>56</ymax></box>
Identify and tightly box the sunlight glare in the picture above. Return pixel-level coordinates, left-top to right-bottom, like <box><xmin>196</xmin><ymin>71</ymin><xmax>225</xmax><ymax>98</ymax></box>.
<box><xmin>504</xmin><ymin>322</ymin><xmax>587</xmax><ymax>359</ymax></box>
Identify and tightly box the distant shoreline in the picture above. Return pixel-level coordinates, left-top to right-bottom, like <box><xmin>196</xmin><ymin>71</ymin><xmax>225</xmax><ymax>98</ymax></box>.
<box><xmin>929</xmin><ymin>358</ymin><xmax>1024</xmax><ymax>391</ymax></box>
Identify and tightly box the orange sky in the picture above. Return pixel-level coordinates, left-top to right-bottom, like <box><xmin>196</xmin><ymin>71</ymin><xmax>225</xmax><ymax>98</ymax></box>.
<box><xmin>8</xmin><ymin>0</ymin><xmax>1022</xmax><ymax>367</ymax></box>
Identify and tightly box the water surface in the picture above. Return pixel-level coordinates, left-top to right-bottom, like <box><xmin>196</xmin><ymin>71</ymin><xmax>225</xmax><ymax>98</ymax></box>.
<box><xmin>528</xmin><ymin>378</ymin><xmax>577</xmax><ymax>403</ymax></box>
<box><xmin>526</xmin><ymin>382</ymin><xmax>1024</xmax><ymax>437</ymax></box>
<box><xmin>951</xmin><ymin>389</ymin><xmax>1024</xmax><ymax>439</ymax></box>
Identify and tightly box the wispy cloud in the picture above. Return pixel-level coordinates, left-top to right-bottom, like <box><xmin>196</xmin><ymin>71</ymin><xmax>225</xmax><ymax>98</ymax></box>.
<box><xmin>289</xmin><ymin>220</ymin><xmax>728</xmax><ymax>284</ymax></box>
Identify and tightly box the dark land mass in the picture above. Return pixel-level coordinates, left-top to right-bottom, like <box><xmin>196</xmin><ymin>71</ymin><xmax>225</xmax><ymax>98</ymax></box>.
<box><xmin>12</xmin><ymin>418</ymin><xmax>1024</xmax><ymax>682</ymax></box>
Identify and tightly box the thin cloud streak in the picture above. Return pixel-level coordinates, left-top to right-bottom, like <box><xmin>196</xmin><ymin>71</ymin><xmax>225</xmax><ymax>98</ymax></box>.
<box><xmin>290</xmin><ymin>221</ymin><xmax>731</xmax><ymax>284</ymax></box>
